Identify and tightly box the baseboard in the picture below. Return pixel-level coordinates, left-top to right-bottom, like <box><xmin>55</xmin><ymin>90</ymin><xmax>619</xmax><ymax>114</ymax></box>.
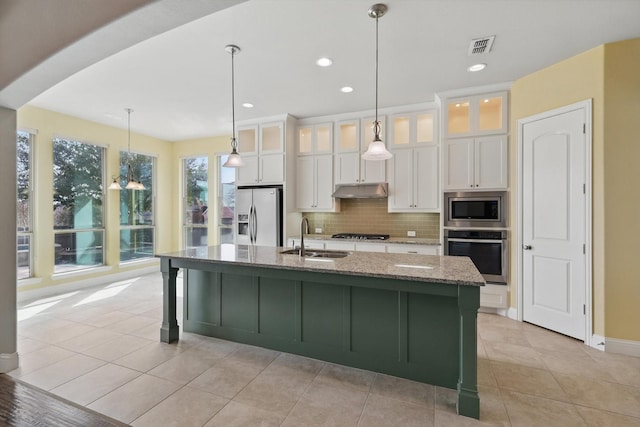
<box><xmin>0</xmin><ymin>352</ymin><xmax>19</xmax><ymax>373</ymax></box>
<box><xmin>506</xmin><ymin>307</ymin><xmax>518</xmax><ymax>320</ymax></box>
<box><xmin>605</xmin><ymin>337</ymin><xmax>640</xmax><ymax>358</ymax></box>
<box><xmin>17</xmin><ymin>264</ymin><xmax>160</xmax><ymax>303</ymax></box>
<box><xmin>589</xmin><ymin>334</ymin><xmax>606</xmax><ymax>351</ymax></box>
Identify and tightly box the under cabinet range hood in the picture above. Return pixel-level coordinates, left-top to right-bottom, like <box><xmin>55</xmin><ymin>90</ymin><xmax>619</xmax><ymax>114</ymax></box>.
<box><xmin>331</xmin><ymin>183</ymin><xmax>388</xmax><ymax>199</ymax></box>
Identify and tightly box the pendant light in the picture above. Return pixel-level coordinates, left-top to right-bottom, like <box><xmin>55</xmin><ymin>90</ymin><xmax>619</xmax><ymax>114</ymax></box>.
<box><xmin>109</xmin><ymin>108</ymin><xmax>145</xmax><ymax>190</ymax></box>
<box><xmin>222</xmin><ymin>44</ymin><xmax>244</xmax><ymax>168</ymax></box>
<box><xmin>362</xmin><ymin>3</ymin><xmax>392</xmax><ymax>161</ymax></box>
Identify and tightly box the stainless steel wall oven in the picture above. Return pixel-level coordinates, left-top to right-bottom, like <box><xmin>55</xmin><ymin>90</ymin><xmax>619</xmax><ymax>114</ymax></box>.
<box><xmin>444</xmin><ymin>229</ymin><xmax>508</xmax><ymax>284</ymax></box>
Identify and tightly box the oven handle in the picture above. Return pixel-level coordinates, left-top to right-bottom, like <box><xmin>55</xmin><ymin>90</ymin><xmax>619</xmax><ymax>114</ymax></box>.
<box><xmin>446</xmin><ymin>238</ymin><xmax>505</xmax><ymax>244</ymax></box>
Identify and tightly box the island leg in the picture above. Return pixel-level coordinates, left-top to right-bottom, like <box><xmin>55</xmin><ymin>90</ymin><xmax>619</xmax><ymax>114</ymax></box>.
<box><xmin>457</xmin><ymin>285</ymin><xmax>480</xmax><ymax>419</ymax></box>
<box><xmin>160</xmin><ymin>258</ymin><xmax>180</xmax><ymax>343</ymax></box>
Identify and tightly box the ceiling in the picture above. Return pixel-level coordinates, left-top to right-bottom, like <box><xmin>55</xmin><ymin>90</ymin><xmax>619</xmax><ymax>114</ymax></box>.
<box><xmin>26</xmin><ymin>0</ymin><xmax>640</xmax><ymax>142</ymax></box>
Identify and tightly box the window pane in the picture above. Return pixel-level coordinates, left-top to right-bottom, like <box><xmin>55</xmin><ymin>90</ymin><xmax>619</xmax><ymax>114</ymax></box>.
<box><xmin>53</xmin><ymin>138</ymin><xmax>104</xmax><ymax>229</ymax></box>
<box><xmin>120</xmin><ymin>227</ymin><xmax>154</xmax><ymax>262</ymax></box>
<box><xmin>17</xmin><ymin>131</ymin><xmax>31</xmax><ymax>232</ymax></box>
<box><xmin>54</xmin><ymin>231</ymin><xmax>104</xmax><ymax>273</ymax></box>
<box><xmin>119</xmin><ymin>152</ymin><xmax>154</xmax><ymax>226</ymax></box>
<box><xmin>185</xmin><ymin>227</ymin><xmax>208</xmax><ymax>248</ymax></box>
<box><xmin>184</xmin><ymin>157</ymin><xmax>208</xmax><ymax>226</ymax></box>
<box><xmin>219</xmin><ymin>155</ymin><xmax>236</xmax><ymax>244</ymax></box>
<box><xmin>17</xmin><ymin>234</ymin><xmax>31</xmax><ymax>280</ymax></box>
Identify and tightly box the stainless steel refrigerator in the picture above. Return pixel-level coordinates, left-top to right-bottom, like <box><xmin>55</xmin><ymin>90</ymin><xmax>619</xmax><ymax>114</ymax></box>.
<box><xmin>235</xmin><ymin>187</ymin><xmax>283</xmax><ymax>246</ymax></box>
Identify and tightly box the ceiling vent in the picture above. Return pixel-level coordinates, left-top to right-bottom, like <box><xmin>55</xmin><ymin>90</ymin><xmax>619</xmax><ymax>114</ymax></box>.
<box><xmin>468</xmin><ymin>35</ymin><xmax>495</xmax><ymax>55</ymax></box>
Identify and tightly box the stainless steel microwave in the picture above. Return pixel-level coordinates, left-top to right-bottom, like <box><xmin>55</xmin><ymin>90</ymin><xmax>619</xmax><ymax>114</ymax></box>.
<box><xmin>443</xmin><ymin>191</ymin><xmax>507</xmax><ymax>228</ymax></box>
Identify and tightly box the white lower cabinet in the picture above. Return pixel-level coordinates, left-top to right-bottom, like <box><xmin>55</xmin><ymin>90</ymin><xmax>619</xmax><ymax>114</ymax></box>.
<box><xmin>324</xmin><ymin>241</ymin><xmax>356</xmax><ymax>251</ymax></box>
<box><xmin>386</xmin><ymin>244</ymin><xmax>440</xmax><ymax>255</ymax></box>
<box><xmin>354</xmin><ymin>243</ymin><xmax>386</xmax><ymax>253</ymax></box>
<box><xmin>287</xmin><ymin>239</ymin><xmax>441</xmax><ymax>255</ymax></box>
<box><xmin>289</xmin><ymin>239</ymin><xmax>324</xmax><ymax>249</ymax></box>
<box><xmin>480</xmin><ymin>284</ymin><xmax>508</xmax><ymax>309</ymax></box>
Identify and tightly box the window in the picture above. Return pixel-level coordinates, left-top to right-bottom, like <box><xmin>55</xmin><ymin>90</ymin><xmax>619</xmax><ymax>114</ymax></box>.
<box><xmin>183</xmin><ymin>157</ymin><xmax>208</xmax><ymax>248</ymax></box>
<box><xmin>17</xmin><ymin>131</ymin><xmax>33</xmax><ymax>279</ymax></box>
<box><xmin>53</xmin><ymin>138</ymin><xmax>105</xmax><ymax>273</ymax></box>
<box><xmin>218</xmin><ymin>155</ymin><xmax>236</xmax><ymax>244</ymax></box>
<box><xmin>119</xmin><ymin>152</ymin><xmax>155</xmax><ymax>262</ymax></box>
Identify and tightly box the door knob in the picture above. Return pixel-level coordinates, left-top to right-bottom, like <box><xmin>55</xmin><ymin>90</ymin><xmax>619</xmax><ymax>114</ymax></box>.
<box><xmin>523</xmin><ymin>245</ymin><xmax>532</xmax><ymax>250</ymax></box>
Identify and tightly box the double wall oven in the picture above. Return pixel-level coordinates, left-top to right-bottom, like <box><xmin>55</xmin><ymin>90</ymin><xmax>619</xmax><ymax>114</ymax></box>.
<box><xmin>443</xmin><ymin>191</ymin><xmax>508</xmax><ymax>284</ymax></box>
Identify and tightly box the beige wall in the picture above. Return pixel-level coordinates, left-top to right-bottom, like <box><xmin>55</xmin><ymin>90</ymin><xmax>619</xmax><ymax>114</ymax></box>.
<box><xmin>17</xmin><ymin>106</ymin><xmax>174</xmax><ymax>292</ymax></box>
<box><xmin>510</xmin><ymin>38</ymin><xmax>640</xmax><ymax>342</ymax></box>
<box><xmin>602</xmin><ymin>38</ymin><xmax>640</xmax><ymax>341</ymax></box>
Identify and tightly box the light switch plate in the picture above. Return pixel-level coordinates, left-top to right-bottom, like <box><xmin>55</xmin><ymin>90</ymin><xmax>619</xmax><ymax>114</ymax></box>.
<box><xmin>407</xmin><ymin>230</ymin><xmax>416</xmax><ymax>237</ymax></box>
<box><xmin>315</xmin><ymin>228</ymin><xmax>323</xmax><ymax>234</ymax></box>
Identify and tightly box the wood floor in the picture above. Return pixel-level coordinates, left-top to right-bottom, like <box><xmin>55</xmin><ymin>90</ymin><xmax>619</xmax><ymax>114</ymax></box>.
<box><xmin>0</xmin><ymin>374</ymin><xmax>128</xmax><ymax>426</ymax></box>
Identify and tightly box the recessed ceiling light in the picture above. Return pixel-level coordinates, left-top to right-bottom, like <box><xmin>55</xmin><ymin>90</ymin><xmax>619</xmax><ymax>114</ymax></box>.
<box><xmin>341</xmin><ymin>86</ymin><xmax>354</xmax><ymax>93</ymax></box>
<box><xmin>316</xmin><ymin>57</ymin><xmax>333</xmax><ymax>67</ymax></box>
<box><xmin>467</xmin><ymin>63</ymin><xmax>486</xmax><ymax>72</ymax></box>
<box><xmin>242</xmin><ymin>103</ymin><xmax>254</xmax><ymax>108</ymax></box>
<box><xmin>484</xmin><ymin>99</ymin><xmax>490</xmax><ymax>103</ymax></box>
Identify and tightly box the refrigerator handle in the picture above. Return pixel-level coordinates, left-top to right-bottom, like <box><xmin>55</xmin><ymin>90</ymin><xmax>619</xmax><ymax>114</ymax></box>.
<box><xmin>249</xmin><ymin>204</ymin><xmax>256</xmax><ymax>244</ymax></box>
<box><xmin>251</xmin><ymin>204</ymin><xmax>258</xmax><ymax>244</ymax></box>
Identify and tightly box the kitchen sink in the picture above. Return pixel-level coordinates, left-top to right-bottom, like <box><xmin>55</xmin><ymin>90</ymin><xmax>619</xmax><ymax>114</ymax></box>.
<box><xmin>280</xmin><ymin>248</ymin><xmax>350</xmax><ymax>259</ymax></box>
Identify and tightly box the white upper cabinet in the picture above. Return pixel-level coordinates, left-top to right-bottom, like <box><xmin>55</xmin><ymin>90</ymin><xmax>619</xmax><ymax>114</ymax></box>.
<box><xmin>388</xmin><ymin>110</ymin><xmax>439</xmax><ymax>212</ymax></box>
<box><xmin>296</xmin><ymin>154</ymin><xmax>337</xmax><ymax>212</ymax></box>
<box><xmin>389</xmin><ymin>111</ymin><xmax>435</xmax><ymax>148</ymax></box>
<box><xmin>236</xmin><ymin>121</ymin><xmax>285</xmax><ymax>185</ymax></box>
<box><xmin>445</xmin><ymin>91</ymin><xmax>507</xmax><ymax>138</ymax></box>
<box><xmin>443</xmin><ymin>135</ymin><xmax>508</xmax><ymax>190</ymax></box>
<box><xmin>335</xmin><ymin>118</ymin><xmax>387</xmax><ymax>184</ymax></box>
<box><xmin>297</xmin><ymin>123</ymin><xmax>333</xmax><ymax>155</ymax></box>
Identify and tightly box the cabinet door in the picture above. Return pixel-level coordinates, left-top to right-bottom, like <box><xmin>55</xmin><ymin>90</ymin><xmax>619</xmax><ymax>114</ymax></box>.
<box><xmin>444</xmin><ymin>139</ymin><xmax>474</xmax><ymax>190</ymax></box>
<box><xmin>388</xmin><ymin>149</ymin><xmax>413</xmax><ymax>210</ymax></box>
<box><xmin>387</xmin><ymin>244</ymin><xmax>439</xmax><ymax>255</ymax></box>
<box><xmin>476</xmin><ymin>93</ymin><xmax>507</xmax><ymax>135</ymax></box>
<box><xmin>297</xmin><ymin>126</ymin><xmax>314</xmax><ymax>155</ymax></box>
<box><xmin>260</xmin><ymin>122</ymin><xmax>283</xmax><ymax>153</ymax></box>
<box><xmin>259</xmin><ymin>153</ymin><xmax>284</xmax><ymax>184</ymax></box>
<box><xmin>314</xmin><ymin>155</ymin><xmax>334</xmax><ymax>210</ymax></box>
<box><xmin>360</xmin><ymin>157</ymin><xmax>386</xmax><ymax>183</ymax></box>
<box><xmin>237</xmin><ymin>126</ymin><xmax>258</xmax><ymax>155</ymax></box>
<box><xmin>296</xmin><ymin>156</ymin><xmax>315</xmax><ymax>209</ymax></box>
<box><xmin>414</xmin><ymin>146</ymin><xmax>439</xmax><ymax>210</ymax></box>
<box><xmin>355</xmin><ymin>243</ymin><xmax>386</xmax><ymax>253</ymax></box>
<box><xmin>446</xmin><ymin>99</ymin><xmax>471</xmax><ymax>137</ymax></box>
<box><xmin>315</xmin><ymin>124</ymin><xmax>333</xmax><ymax>154</ymax></box>
<box><xmin>474</xmin><ymin>135</ymin><xmax>508</xmax><ymax>189</ymax></box>
<box><xmin>325</xmin><ymin>241</ymin><xmax>355</xmax><ymax>251</ymax></box>
<box><xmin>336</xmin><ymin>121</ymin><xmax>359</xmax><ymax>153</ymax></box>
<box><xmin>335</xmin><ymin>152</ymin><xmax>359</xmax><ymax>184</ymax></box>
<box><xmin>236</xmin><ymin>155</ymin><xmax>259</xmax><ymax>185</ymax></box>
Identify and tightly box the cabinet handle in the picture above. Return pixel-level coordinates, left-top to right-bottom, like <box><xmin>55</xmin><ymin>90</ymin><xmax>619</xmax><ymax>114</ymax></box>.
<box><xmin>469</xmin><ymin>185</ymin><xmax>473</xmax><ymax>188</ymax></box>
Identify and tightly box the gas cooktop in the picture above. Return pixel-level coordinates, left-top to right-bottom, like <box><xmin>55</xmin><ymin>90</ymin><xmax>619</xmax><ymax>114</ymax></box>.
<box><xmin>331</xmin><ymin>233</ymin><xmax>390</xmax><ymax>241</ymax></box>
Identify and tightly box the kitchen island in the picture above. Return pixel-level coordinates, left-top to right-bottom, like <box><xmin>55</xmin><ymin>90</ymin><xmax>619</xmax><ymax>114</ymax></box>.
<box><xmin>157</xmin><ymin>244</ymin><xmax>484</xmax><ymax>419</ymax></box>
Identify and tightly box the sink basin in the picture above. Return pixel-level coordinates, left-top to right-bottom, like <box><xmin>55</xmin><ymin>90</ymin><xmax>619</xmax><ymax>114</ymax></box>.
<box><xmin>281</xmin><ymin>248</ymin><xmax>350</xmax><ymax>259</ymax></box>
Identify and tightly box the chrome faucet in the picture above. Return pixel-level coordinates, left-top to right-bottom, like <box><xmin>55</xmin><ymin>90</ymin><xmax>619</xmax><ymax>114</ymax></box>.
<box><xmin>300</xmin><ymin>217</ymin><xmax>310</xmax><ymax>257</ymax></box>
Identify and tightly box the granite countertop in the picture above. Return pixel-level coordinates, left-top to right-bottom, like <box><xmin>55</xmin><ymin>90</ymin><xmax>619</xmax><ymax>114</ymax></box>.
<box><xmin>158</xmin><ymin>244</ymin><xmax>484</xmax><ymax>287</ymax></box>
<box><xmin>290</xmin><ymin>234</ymin><xmax>441</xmax><ymax>246</ymax></box>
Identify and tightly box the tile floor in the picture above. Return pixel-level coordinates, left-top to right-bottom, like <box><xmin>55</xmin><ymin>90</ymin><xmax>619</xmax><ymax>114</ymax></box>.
<box><xmin>9</xmin><ymin>272</ymin><xmax>640</xmax><ymax>426</ymax></box>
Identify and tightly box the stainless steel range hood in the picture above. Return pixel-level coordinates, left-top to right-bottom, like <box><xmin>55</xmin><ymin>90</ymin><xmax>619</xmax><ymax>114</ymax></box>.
<box><xmin>331</xmin><ymin>183</ymin><xmax>388</xmax><ymax>199</ymax></box>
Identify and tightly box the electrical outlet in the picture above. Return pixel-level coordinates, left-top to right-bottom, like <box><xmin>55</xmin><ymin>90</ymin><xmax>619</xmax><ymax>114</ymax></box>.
<box><xmin>407</xmin><ymin>230</ymin><xmax>416</xmax><ymax>237</ymax></box>
<box><xmin>315</xmin><ymin>228</ymin><xmax>323</xmax><ymax>234</ymax></box>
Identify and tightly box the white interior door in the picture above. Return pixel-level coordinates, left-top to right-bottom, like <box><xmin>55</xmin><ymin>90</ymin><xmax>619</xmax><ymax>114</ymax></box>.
<box><xmin>522</xmin><ymin>107</ymin><xmax>587</xmax><ymax>340</ymax></box>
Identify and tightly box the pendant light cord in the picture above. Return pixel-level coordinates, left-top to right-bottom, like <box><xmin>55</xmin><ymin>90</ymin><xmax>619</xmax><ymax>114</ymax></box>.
<box><xmin>375</xmin><ymin>13</ymin><xmax>379</xmax><ymax>126</ymax></box>
<box><xmin>231</xmin><ymin>48</ymin><xmax>237</xmax><ymax>149</ymax></box>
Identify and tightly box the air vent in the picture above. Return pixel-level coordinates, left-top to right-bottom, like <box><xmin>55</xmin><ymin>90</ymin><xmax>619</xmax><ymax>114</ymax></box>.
<box><xmin>468</xmin><ymin>35</ymin><xmax>495</xmax><ymax>55</ymax></box>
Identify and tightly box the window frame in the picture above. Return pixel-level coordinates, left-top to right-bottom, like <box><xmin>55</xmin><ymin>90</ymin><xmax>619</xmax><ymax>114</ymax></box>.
<box><xmin>52</xmin><ymin>136</ymin><xmax>106</xmax><ymax>274</ymax></box>
<box><xmin>182</xmin><ymin>156</ymin><xmax>209</xmax><ymax>249</ymax></box>
<box><xmin>17</xmin><ymin>130</ymin><xmax>34</xmax><ymax>280</ymax></box>
<box><xmin>118</xmin><ymin>151</ymin><xmax>156</xmax><ymax>264</ymax></box>
<box><xmin>217</xmin><ymin>154</ymin><xmax>236</xmax><ymax>244</ymax></box>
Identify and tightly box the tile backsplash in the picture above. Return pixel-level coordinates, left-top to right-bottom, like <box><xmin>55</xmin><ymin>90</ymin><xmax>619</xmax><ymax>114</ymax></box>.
<box><xmin>303</xmin><ymin>199</ymin><xmax>440</xmax><ymax>239</ymax></box>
